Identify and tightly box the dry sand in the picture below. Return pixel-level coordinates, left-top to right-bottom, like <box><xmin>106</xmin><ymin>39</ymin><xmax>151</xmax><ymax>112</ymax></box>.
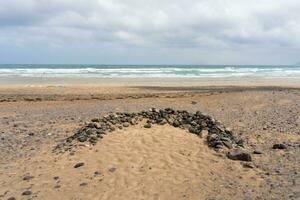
<box><xmin>1</xmin><ymin>124</ymin><xmax>264</xmax><ymax>200</ymax></box>
<box><xmin>0</xmin><ymin>84</ymin><xmax>300</xmax><ymax>200</ymax></box>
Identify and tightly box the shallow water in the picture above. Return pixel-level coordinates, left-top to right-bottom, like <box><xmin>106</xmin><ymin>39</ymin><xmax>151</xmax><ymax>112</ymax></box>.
<box><xmin>0</xmin><ymin>64</ymin><xmax>300</xmax><ymax>79</ymax></box>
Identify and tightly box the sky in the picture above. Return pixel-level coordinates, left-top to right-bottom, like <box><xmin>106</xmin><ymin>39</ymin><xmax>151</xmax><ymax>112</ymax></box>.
<box><xmin>0</xmin><ymin>0</ymin><xmax>300</xmax><ymax>65</ymax></box>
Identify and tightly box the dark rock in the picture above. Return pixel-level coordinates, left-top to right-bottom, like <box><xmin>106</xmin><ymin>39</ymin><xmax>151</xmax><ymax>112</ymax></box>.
<box><xmin>74</xmin><ymin>162</ymin><xmax>85</xmax><ymax>168</ymax></box>
<box><xmin>144</xmin><ymin>123</ymin><xmax>151</xmax><ymax>128</ymax></box>
<box><xmin>273</xmin><ymin>143</ymin><xmax>287</xmax><ymax>149</ymax></box>
<box><xmin>78</xmin><ymin>136</ymin><xmax>87</xmax><ymax>142</ymax></box>
<box><xmin>54</xmin><ymin>185</ymin><xmax>61</xmax><ymax>189</ymax></box>
<box><xmin>89</xmin><ymin>136</ymin><xmax>98</xmax><ymax>144</ymax></box>
<box><xmin>188</xmin><ymin>127</ymin><xmax>200</xmax><ymax>134</ymax></box>
<box><xmin>53</xmin><ymin>176</ymin><xmax>59</xmax><ymax>180</ymax></box>
<box><xmin>191</xmin><ymin>101</ymin><xmax>197</xmax><ymax>105</ymax></box>
<box><xmin>236</xmin><ymin>139</ymin><xmax>244</xmax><ymax>147</ymax></box>
<box><xmin>172</xmin><ymin>120</ymin><xmax>180</xmax><ymax>127</ymax></box>
<box><xmin>7</xmin><ymin>197</ymin><xmax>16</xmax><ymax>200</ymax></box>
<box><xmin>22</xmin><ymin>191</ymin><xmax>32</xmax><ymax>196</ymax></box>
<box><xmin>91</xmin><ymin>118</ymin><xmax>99</xmax><ymax>122</ymax></box>
<box><xmin>23</xmin><ymin>175</ymin><xmax>34</xmax><ymax>181</ymax></box>
<box><xmin>227</xmin><ymin>149</ymin><xmax>252</xmax><ymax>161</ymax></box>
<box><xmin>94</xmin><ymin>171</ymin><xmax>101</xmax><ymax>176</ymax></box>
<box><xmin>79</xmin><ymin>182</ymin><xmax>88</xmax><ymax>186</ymax></box>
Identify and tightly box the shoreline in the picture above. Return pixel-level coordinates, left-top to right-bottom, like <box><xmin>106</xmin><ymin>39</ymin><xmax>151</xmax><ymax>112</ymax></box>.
<box><xmin>0</xmin><ymin>84</ymin><xmax>300</xmax><ymax>103</ymax></box>
<box><xmin>1</xmin><ymin>76</ymin><xmax>300</xmax><ymax>87</ymax></box>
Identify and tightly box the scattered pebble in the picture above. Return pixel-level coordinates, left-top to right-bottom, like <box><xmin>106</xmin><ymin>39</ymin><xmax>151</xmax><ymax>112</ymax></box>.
<box><xmin>144</xmin><ymin>123</ymin><xmax>151</xmax><ymax>128</ymax></box>
<box><xmin>94</xmin><ymin>171</ymin><xmax>101</xmax><ymax>176</ymax></box>
<box><xmin>23</xmin><ymin>175</ymin><xmax>34</xmax><ymax>181</ymax></box>
<box><xmin>227</xmin><ymin>149</ymin><xmax>252</xmax><ymax>161</ymax></box>
<box><xmin>74</xmin><ymin>162</ymin><xmax>85</xmax><ymax>168</ymax></box>
<box><xmin>79</xmin><ymin>182</ymin><xmax>88</xmax><ymax>186</ymax></box>
<box><xmin>22</xmin><ymin>191</ymin><xmax>32</xmax><ymax>196</ymax></box>
<box><xmin>54</xmin><ymin>185</ymin><xmax>61</xmax><ymax>189</ymax></box>
<box><xmin>253</xmin><ymin>150</ymin><xmax>263</xmax><ymax>154</ymax></box>
<box><xmin>273</xmin><ymin>143</ymin><xmax>287</xmax><ymax>149</ymax></box>
<box><xmin>241</xmin><ymin>162</ymin><xmax>255</xmax><ymax>169</ymax></box>
<box><xmin>109</xmin><ymin>167</ymin><xmax>117</xmax><ymax>173</ymax></box>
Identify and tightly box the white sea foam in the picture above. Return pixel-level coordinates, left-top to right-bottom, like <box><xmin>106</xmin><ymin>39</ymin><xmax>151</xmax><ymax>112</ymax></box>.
<box><xmin>0</xmin><ymin>65</ymin><xmax>299</xmax><ymax>78</ymax></box>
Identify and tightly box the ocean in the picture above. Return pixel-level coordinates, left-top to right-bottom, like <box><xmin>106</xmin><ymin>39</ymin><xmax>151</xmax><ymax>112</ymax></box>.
<box><xmin>0</xmin><ymin>65</ymin><xmax>300</xmax><ymax>79</ymax></box>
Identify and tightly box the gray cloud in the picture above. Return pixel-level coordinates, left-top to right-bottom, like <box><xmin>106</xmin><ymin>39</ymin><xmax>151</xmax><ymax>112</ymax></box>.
<box><xmin>0</xmin><ymin>0</ymin><xmax>300</xmax><ymax>64</ymax></box>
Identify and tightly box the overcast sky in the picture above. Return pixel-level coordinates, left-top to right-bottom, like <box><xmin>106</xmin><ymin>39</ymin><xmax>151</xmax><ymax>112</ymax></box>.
<box><xmin>0</xmin><ymin>0</ymin><xmax>300</xmax><ymax>64</ymax></box>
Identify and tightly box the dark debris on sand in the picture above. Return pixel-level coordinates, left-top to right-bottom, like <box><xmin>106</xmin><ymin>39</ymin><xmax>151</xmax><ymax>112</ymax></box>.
<box><xmin>54</xmin><ymin>108</ymin><xmax>247</xmax><ymax>158</ymax></box>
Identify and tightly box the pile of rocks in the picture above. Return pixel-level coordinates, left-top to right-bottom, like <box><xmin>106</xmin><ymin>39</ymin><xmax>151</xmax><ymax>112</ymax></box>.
<box><xmin>55</xmin><ymin>108</ymin><xmax>244</xmax><ymax>153</ymax></box>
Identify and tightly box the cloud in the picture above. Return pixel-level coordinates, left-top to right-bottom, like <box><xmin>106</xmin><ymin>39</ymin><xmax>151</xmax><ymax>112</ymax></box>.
<box><xmin>0</xmin><ymin>0</ymin><xmax>300</xmax><ymax>64</ymax></box>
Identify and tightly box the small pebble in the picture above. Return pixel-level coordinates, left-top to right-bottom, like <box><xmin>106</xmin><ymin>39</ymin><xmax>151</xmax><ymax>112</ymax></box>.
<box><xmin>74</xmin><ymin>162</ymin><xmax>85</xmax><ymax>168</ymax></box>
<box><xmin>144</xmin><ymin>123</ymin><xmax>151</xmax><ymax>128</ymax></box>
<box><xmin>273</xmin><ymin>143</ymin><xmax>287</xmax><ymax>149</ymax></box>
<box><xmin>94</xmin><ymin>171</ymin><xmax>101</xmax><ymax>176</ymax></box>
<box><xmin>79</xmin><ymin>182</ymin><xmax>88</xmax><ymax>186</ymax></box>
<box><xmin>109</xmin><ymin>167</ymin><xmax>117</xmax><ymax>173</ymax></box>
<box><xmin>22</xmin><ymin>191</ymin><xmax>32</xmax><ymax>196</ymax></box>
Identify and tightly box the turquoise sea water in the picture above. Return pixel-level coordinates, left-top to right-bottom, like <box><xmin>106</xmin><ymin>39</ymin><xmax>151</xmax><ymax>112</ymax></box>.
<box><xmin>0</xmin><ymin>65</ymin><xmax>299</xmax><ymax>78</ymax></box>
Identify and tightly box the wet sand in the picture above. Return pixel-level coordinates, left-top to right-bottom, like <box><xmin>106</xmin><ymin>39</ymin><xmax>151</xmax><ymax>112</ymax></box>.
<box><xmin>0</xmin><ymin>83</ymin><xmax>300</xmax><ymax>200</ymax></box>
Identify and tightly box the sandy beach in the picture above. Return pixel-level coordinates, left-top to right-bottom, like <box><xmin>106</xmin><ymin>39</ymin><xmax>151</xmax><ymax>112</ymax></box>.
<box><xmin>2</xmin><ymin>0</ymin><xmax>300</xmax><ymax>198</ymax></box>
<box><xmin>0</xmin><ymin>79</ymin><xmax>300</xmax><ymax>200</ymax></box>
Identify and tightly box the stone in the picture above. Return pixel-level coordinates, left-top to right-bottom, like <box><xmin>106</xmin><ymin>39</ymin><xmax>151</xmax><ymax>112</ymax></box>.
<box><xmin>200</xmin><ymin>130</ymin><xmax>209</xmax><ymax>138</ymax></box>
<box><xmin>91</xmin><ymin>118</ymin><xmax>99</xmax><ymax>122</ymax></box>
<box><xmin>74</xmin><ymin>162</ymin><xmax>85</xmax><ymax>168</ymax></box>
<box><xmin>109</xmin><ymin>167</ymin><xmax>117</xmax><ymax>172</ymax></box>
<box><xmin>144</xmin><ymin>123</ymin><xmax>151</xmax><ymax>128</ymax></box>
<box><xmin>123</xmin><ymin>122</ymin><xmax>130</xmax><ymax>127</ymax></box>
<box><xmin>227</xmin><ymin>149</ymin><xmax>252</xmax><ymax>161</ymax></box>
<box><xmin>78</xmin><ymin>136</ymin><xmax>87</xmax><ymax>142</ymax></box>
<box><xmin>273</xmin><ymin>143</ymin><xmax>287</xmax><ymax>149</ymax></box>
<box><xmin>89</xmin><ymin>136</ymin><xmax>98</xmax><ymax>144</ymax></box>
<box><xmin>191</xmin><ymin>101</ymin><xmax>197</xmax><ymax>105</ymax></box>
<box><xmin>22</xmin><ymin>191</ymin><xmax>32</xmax><ymax>196</ymax></box>
<box><xmin>188</xmin><ymin>127</ymin><xmax>200</xmax><ymax>134</ymax></box>
<box><xmin>207</xmin><ymin>134</ymin><xmax>219</xmax><ymax>142</ymax></box>
<box><xmin>222</xmin><ymin>141</ymin><xmax>233</xmax><ymax>149</ymax></box>
<box><xmin>236</xmin><ymin>139</ymin><xmax>244</xmax><ymax>147</ymax></box>
<box><xmin>7</xmin><ymin>197</ymin><xmax>16</xmax><ymax>200</ymax></box>
<box><xmin>253</xmin><ymin>150</ymin><xmax>263</xmax><ymax>154</ymax></box>
<box><xmin>94</xmin><ymin>171</ymin><xmax>101</xmax><ymax>176</ymax></box>
<box><xmin>172</xmin><ymin>120</ymin><xmax>180</xmax><ymax>127</ymax></box>
<box><xmin>241</xmin><ymin>162</ymin><xmax>255</xmax><ymax>169</ymax></box>
<box><xmin>79</xmin><ymin>182</ymin><xmax>88</xmax><ymax>186</ymax></box>
<box><xmin>56</xmin><ymin>108</ymin><xmax>239</xmax><ymax>154</ymax></box>
<box><xmin>23</xmin><ymin>175</ymin><xmax>34</xmax><ymax>181</ymax></box>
